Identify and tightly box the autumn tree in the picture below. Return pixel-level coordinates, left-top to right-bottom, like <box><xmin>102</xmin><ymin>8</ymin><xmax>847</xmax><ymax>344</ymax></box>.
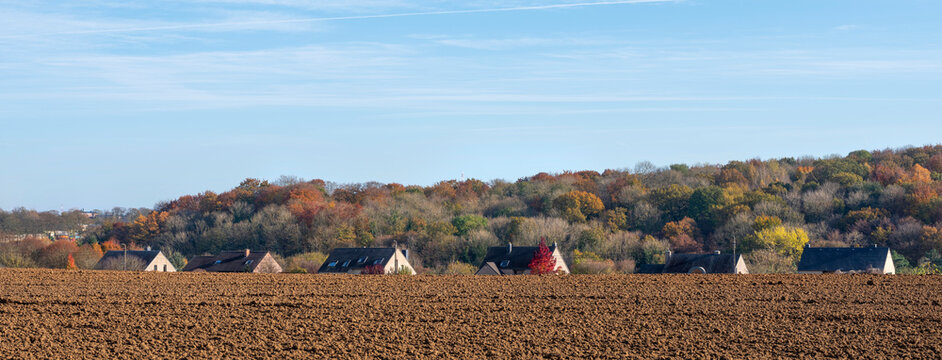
<box><xmin>452</xmin><ymin>215</ymin><xmax>487</xmax><ymax>236</ymax></box>
<box><xmin>742</xmin><ymin>222</ymin><xmax>809</xmax><ymax>259</ymax></box>
<box><xmin>553</xmin><ymin>190</ymin><xmax>604</xmax><ymax>223</ymax></box>
<box><xmin>528</xmin><ymin>238</ymin><xmax>557</xmax><ymax>274</ymax></box>
<box><xmin>662</xmin><ymin>217</ymin><xmax>703</xmax><ymax>253</ymax></box>
<box><xmin>603</xmin><ymin>207</ymin><xmax>628</xmax><ymax>231</ymax></box>
<box><xmin>687</xmin><ymin>186</ymin><xmax>730</xmax><ymax>234</ymax></box>
<box><xmin>66</xmin><ymin>253</ymin><xmax>78</xmax><ymax>270</ymax></box>
<box><xmin>649</xmin><ymin>184</ymin><xmax>694</xmax><ymax>222</ymax></box>
<box><xmin>363</xmin><ymin>264</ymin><xmax>386</xmax><ymax>274</ymax></box>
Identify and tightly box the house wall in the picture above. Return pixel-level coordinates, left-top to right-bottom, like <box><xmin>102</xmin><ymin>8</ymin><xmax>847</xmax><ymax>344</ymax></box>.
<box><xmin>735</xmin><ymin>257</ymin><xmax>749</xmax><ymax>274</ymax></box>
<box><xmin>144</xmin><ymin>253</ymin><xmax>176</xmax><ymax>272</ymax></box>
<box><xmin>551</xmin><ymin>249</ymin><xmax>570</xmax><ymax>274</ymax></box>
<box><xmin>383</xmin><ymin>249</ymin><xmax>416</xmax><ymax>275</ymax></box>
<box><xmin>883</xmin><ymin>250</ymin><xmax>896</xmax><ymax>274</ymax></box>
<box><xmin>476</xmin><ymin>263</ymin><xmax>500</xmax><ymax>275</ymax></box>
<box><xmin>252</xmin><ymin>254</ymin><xmax>283</xmax><ymax>273</ymax></box>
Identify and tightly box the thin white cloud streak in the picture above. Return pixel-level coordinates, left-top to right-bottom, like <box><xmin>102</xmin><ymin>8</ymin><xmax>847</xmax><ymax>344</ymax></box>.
<box><xmin>0</xmin><ymin>0</ymin><xmax>676</xmax><ymax>38</ymax></box>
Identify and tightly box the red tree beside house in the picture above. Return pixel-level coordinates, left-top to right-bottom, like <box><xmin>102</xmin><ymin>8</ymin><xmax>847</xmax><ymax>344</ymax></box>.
<box><xmin>363</xmin><ymin>264</ymin><xmax>385</xmax><ymax>274</ymax></box>
<box><xmin>528</xmin><ymin>238</ymin><xmax>557</xmax><ymax>275</ymax></box>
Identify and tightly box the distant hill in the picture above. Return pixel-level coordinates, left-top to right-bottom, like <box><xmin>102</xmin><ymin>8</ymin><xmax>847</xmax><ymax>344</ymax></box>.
<box><xmin>5</xmin><ymin>145</ymin><xmax>942</xmax><ymax>273</ymax></box>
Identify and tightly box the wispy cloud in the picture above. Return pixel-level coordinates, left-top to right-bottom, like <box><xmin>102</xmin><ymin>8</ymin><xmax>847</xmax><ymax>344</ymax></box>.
<box><xmin>414</xmin><ymin>35</ymin><xmax>614</xmax><ymax>50</ymax></box>
<box><xmin>0</xmin><ymin>0</ymin><xmax>676</xmax><ymax>38</ymax></box>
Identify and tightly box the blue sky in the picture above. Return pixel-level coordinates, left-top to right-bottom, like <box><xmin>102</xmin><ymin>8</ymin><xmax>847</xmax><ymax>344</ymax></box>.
<box><xmin>1</xmin><ymin>0</ymin><xmax>941</xmax><ymax>211</ymax></box>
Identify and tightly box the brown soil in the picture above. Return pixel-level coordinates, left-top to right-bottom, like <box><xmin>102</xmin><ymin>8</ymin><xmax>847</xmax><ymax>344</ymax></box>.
<box><xmin>0</xmin><ymin>269</ymin><xmax>940</xmax><ymax>359</ymax></box>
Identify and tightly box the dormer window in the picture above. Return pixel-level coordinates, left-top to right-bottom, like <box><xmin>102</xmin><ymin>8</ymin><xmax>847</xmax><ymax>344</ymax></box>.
<box><xmin>499</xmin><ymin>260</ymin><xmax>510</xmax><ymax>267</ymax></box>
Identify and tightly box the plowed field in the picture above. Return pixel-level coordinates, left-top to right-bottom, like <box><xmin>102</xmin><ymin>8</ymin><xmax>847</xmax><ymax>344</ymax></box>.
<box><xmin>1</xmin><ymin>269</ymin><xmax>940</xmax><ymax>359</ymax></box>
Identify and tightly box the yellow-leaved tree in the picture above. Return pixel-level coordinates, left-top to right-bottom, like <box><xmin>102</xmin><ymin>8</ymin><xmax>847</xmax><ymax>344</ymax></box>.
<box><xmin>553</xmin><ymin>190</ymin><xmax>604</xmax><ymax>223</ymax></box>
<box><xmin>743</xmin><ymin>224</ymin><xmax>810</xmax><ymax>259</ymax></box>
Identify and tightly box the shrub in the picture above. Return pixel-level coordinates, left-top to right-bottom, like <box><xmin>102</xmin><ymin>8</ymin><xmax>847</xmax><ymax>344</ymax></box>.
<box><xmin>284</xmin><ymin>251</ymin><xmax>328</xmax><ymax>274</ymax></box>
<box><xmin>443</xmin><ymin>262</ymin><xmax>476</xmax><ymax>275</ymax></box>
<box><xmin>95</xmin><ymin>255</ymin><xmax>147</xmax><ymax>271</ymax></box>
<box><xmin>0</xmin><ymin>252</ymin><xmax>36</xmax><ymax>268</ymax></box>
<box><xmin>745</xmin><ymin>249</ymin><xmax>795</xmax><ymax>274</ymax></box>
<box><xmin>572</xmin><ymin>259</ymin><xmax>615</xmax><ymax>274</ymax></box>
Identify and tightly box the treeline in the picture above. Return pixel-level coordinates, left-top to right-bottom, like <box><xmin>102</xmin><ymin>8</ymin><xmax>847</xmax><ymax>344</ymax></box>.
<box><xmin>5</xmin><ymin>145</ymin><xmax>942</xmax><ymax>274</ymax></box>
<box><xmin>0</xmin><ymin>207</ymin><xmax>149</xmax><ymax>235</ymax></box>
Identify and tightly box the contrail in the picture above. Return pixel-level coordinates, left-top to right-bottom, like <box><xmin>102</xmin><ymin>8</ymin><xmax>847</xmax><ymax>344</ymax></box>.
<box><xmin>1</xmin><ymin>0</ymin><xmax>675</xmax><ymax>38</ymax></box>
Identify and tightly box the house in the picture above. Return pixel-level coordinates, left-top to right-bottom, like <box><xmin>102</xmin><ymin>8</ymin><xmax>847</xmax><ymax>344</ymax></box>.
<box><xmin>318</xmin><ymin>248</ymin><xmax>415</xmax><ymax>274</ymax></box>
<box><xmin>182</xmin><ymin>249</ymin><xmax>282</xmax><ymax>273</ymax></box>
<box><xmin>638</xmin><ymin>251</ymin><xmax>748</xmax><ymax>274</ymax></box>
<box><xmin>797</xmin><ymin>247</ymin><xmax>895</xmax><ymax>274</ymax></box>
<box><xmin>475</xmin><ymin>242</ymin><xmax>570</xmax><ymax>275</ymax></box>
<box><xmin>95</xmin><ymin>249</ymin><xmax>176</xmax><ymax>272</ymax></box>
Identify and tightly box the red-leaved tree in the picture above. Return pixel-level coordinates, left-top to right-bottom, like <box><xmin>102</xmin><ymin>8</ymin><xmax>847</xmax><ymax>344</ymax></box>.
<box><xmin>66</xmin><ymin>253</ymin><xmax>78</xmax><ymax>270</ymax></box>
<box><xmin>528</xmin><ymin>237</ymin><xmax>557</xmax><ymax>275</ymax></box>
<box><xmin>363</xmin><ymin>264</ymin><xmax>386</xmax><ymax>275</ymax></box>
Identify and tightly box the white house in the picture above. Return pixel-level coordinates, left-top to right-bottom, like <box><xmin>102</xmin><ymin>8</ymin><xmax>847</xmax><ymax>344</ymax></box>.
<box><xmin>797</xmin><ymin>247</ymin><xmax>895</xmax><ymax>274</ymax></box>
<box><xmin>95</xmin><ymin>250</ymin><xmax>176</xmax><ymax>272</ymax></box>
<box><xmin>318</xmin><ymin>248</ymin><xmax>415</xmax><ymax>275</ymax></box>
<box><xmin>475</xmin><ymin>242</ymin><xmax>570</xmax><ymax>275</ymax></box>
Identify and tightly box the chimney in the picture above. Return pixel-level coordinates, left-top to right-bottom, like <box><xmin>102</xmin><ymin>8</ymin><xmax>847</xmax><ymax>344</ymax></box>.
<box><xmin>714</xmin><ymin>250</ymin><xmax>721</xmax><ymax>255</ymax></box>
<box><xmin>508</xmin><ymin>242</ymin><xmax>513</xmax><ymax>254</ymax></box>
<box><xmin>146</xmin><ymin>246</ymin><xmax>151</xmax><ymax>251</ymax></box>
<box><xmin>244</xmin><ymin>249</ymin><xmax>250</xmax><ymax>258</ymax></box>
<box><xmin>664</xmin><ymin>250</ymin><xmax>672</xmax><ymax>264</ymax></box>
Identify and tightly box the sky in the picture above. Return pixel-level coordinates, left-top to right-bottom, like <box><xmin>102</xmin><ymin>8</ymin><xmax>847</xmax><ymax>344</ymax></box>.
<box><xmin>1</xmin><ymin>0</ymin><xmax>941</xmax><ymax>211</ymax></box>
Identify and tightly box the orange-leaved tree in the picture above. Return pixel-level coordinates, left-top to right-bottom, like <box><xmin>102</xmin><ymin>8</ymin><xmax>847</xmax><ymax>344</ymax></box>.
<box><xmin>66</xmin><ymin>253</ymin><xmax>78</xmax><ymax>270</ymax></box>
<box><xmin>528</xmin><ymin>237</ymin><xmax>557</xmax><ymax>275</ymax></box>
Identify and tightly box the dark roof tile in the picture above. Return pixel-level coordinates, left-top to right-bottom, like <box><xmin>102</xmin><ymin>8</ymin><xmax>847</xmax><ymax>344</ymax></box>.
<box><xmin>662</xmin><ymin>253</ymin><xmax>744</xmax><ymax>274</ymax></box>
<box><xmin>797</xmin><ymin>247</ymin><xmax>892</xmax><ymax>272</ymax></box>
<box><xmin>182</xmin><ymin>250</ymin><xmax>273</xmax><ymax>272</ymax></box>
<box><xmin>318</xmin><ymin>248</ymin><xmax>398</xmax><ymax>273</ymax></box>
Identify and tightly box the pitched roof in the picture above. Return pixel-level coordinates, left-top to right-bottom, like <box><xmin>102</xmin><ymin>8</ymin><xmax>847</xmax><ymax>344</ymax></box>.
<box><xmin>797</xmin><ymin>247</ymin><xmax>892</xmax><ymax>272</ymax></box>
<box><xmin>183</xmin><ymin>255</ymin><xmax>215</xmax><ymax>271</ymax></box>
<box><xmin>478</xmin><ymin>245</ymin><xmax>555</xmax><ymax>271</ymax></box>
<box><xmin>181</xmin><ymin>250</ymin><xmax>273</xmax><ymax>272</ymax></box>
<box><xmin>636</xmin><ymin>264</ymin><xmax>665</xmax><ymax>274</ymax></box>
<box><xmin>95</xmin><ymin>250</ymin><xmax>161</xmax><ymax>270</ymax></box>
<box><xmin>318</xmin><ymin>248</ymin><xmax>399</xmax><ymax>273</ymax></box>
<box><xmin>662</xmin><ymin>253</ymin><xmax>743</xmax><ymax>274</ymax></box>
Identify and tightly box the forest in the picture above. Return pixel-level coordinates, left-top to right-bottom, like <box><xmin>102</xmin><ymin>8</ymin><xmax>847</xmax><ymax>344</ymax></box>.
<box><xmin>3</xmin><ymin>145</ymin><xmax>942</xmax><ymax>274</ymax></box>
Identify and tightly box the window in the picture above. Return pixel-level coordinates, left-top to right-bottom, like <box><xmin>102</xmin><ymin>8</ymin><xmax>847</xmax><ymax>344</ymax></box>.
<box><xmin>214</xmin><ymin>260</ymin><xmax>222</xmax><ymax>264</ymax></box>
<box><xmin>357</xmin><ymin>257</ymin><xmax>368</xmax><ymax>264</ymax></box>
<box><xmin>499</xmin><ymin>260</ymin><xmax>510</xmax><ymax>268</ymax></box>
<box><xmin>154</xmin><ymin>265</ymin><xmax>158</xmax><ymax>271</ymax></box>
<box><xmin>245</xmin><ymin>260</ymin><xmax>254</xmax><ymax>265</ymax></box>
<box><xmin>373</xmin><ymin>258</ymin><xmax>384</xmax><ymax>265</ymax></box>
<box><xmin>163</xmin><ymin>264</ymin><xmax>167</xmax><ymax>272</ymax></box>
<box><xmin>342</xmin><ymin>260</ymin><xmax>351</xmax><ymax>267</ymax></box>
<box><xmin>328</xmin><ymin>261</ymin><xmax>338</xmax><ymax>267</ymax></box>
